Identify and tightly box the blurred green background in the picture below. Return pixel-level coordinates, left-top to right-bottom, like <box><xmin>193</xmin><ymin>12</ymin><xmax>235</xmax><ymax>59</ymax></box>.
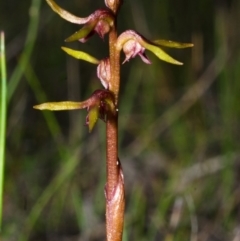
<box><xmin>1</xmin><ymin>0</ymin><xmax>240</xmax><ymax>240</ymax></box>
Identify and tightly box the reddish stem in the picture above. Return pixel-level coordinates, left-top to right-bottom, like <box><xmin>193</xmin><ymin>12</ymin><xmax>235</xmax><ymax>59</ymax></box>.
<box><xmin>106</xmin><ymin>112</ymin><xmax>119</xmax><ymax>197</ymax></box>
<box><xmin>106</xmin><ymin>23</ymin><xmax>120</xmax><ymax>196</ymax></box>
<box><xmin>105</xmin><ymin>5</ymin><xmax>125</xmax><ymax>241</ymax></box>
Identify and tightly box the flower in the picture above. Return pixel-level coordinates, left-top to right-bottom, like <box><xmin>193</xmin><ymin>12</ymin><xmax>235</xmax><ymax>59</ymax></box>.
<box><xmin>122</xmin><ymin>38</ymin><xmax>151</xmax><ymax>64</ymax></box>
<box><xmin>65</xmin><ymin>9</ymin><xmax>114</xmax><ymax>43</ymax></box>
<box><xmin>33</xmin><ymin>89</ymin><xmax>116</xmax><ymax>132</ymax></box>
<box><xmin>46</xmin><ymin>0</ymin><xmax>114</xmax><ymax>42</ymax></box>
<box><xmin>116</xmin><ymin>30</ymin><xmax>193</xmax><ymax>65</ymax></box>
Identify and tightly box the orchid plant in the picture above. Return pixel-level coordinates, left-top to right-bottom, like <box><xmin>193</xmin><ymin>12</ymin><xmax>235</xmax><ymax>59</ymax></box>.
<box><xmin>34</xmin><ymin>0</ymin><xmax>193</xmax><ymax>240</ymax></box>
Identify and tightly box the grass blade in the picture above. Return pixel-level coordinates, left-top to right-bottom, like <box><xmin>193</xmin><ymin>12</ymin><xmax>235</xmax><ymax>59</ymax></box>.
<box><xmin>7</xmin><ymin>0</ymin><xmax>41</xmax><ymax>102</ymax></box>
<box><xmin>0</xmin><ymin>31</ymin><xmax>7</xmax><ymax>229</ymax></box>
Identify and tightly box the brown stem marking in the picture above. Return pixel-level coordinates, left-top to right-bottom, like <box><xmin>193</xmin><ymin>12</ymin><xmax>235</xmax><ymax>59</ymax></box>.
<box><xmin>106</xmin><ymin>162</ymin><xmax>125</xmax><ymax>241</ymax></box>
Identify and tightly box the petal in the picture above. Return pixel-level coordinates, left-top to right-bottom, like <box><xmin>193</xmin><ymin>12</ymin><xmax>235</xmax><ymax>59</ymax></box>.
<box><xmin>153</xmin><ymin>39</ymin><xmax>194</xmax><ymax>48</ymax></box>
<box><xmin>33</xmin><ymin>101</ymin><xmax>88</xmax><ymax>110</ymax></box>
<box><xmin>103</xmin><ymin>97</ymin><xmax>116</xmax><ymax>114</ymax></box>
<box><xmin>138</xmin><ymin>52</ymin><xmax>151</xmax><ymax>64</ymax></box>
<box><xmin>142</xmin><ymin>41</ymin><xmax>183</xmax><ymax>65</ymax></box>
<box><xmin>65</xmin><ymin>20</ymin><xmax>97</xmax><ymax>42</ymax></box>
<box><xmin>46</xmin><ymin>0</ymin><xmax>89</xmax><ymax>24</ymax></box>
<box><xmin>61</xmin><ymin>47</ymin><xmax>100</xmax><ymax>64</ymax></box>
<box><xmin>88</xmin><ymin>106</ymin><xmax>99</xmax><ymax>132</ymax></box>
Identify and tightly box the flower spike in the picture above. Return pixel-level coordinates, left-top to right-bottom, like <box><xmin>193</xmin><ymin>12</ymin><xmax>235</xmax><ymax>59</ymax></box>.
<box><xmin>116</xmin><ymin>30</ymin><xmax>193</xmax><ymax>65</ymax></box>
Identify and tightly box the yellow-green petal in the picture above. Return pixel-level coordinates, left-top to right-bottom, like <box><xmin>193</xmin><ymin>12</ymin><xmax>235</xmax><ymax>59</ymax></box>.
<box><xmin>88</xmin><ymin>106</ymin><xmax>99</xmax><ymax>132</ymax></box>
<box><xmin>104</xmin><ymin>98</ymin><xmax>116</xmax><ymax>114</ymax></box>
<box><xmin>33</xmin><ymin>101</ymin><xmax>86</xmax><ymax>111</ymax></box>
<box><xmin>46</xmin><ymin>0</ymin><xmax>88</xmax><ymax>24</ymax></box>
<box><xmin>143</xmin><ymin>42</ymin><xmax>183</xmax><ymax>65</ymax></box>
<box><xmin>61</xmin><ymin>47</ymin><xmax>100</xmax><ymax>64</ymax></box>
<box><xmin>153</xmin><ymin>39</ymin><xmax>194</xmax><ymax>49</ymax></box>
<box><xmin>65</xmin><ymin>21</ymin><xmax>97</xmax><ymax>42</ymax></box>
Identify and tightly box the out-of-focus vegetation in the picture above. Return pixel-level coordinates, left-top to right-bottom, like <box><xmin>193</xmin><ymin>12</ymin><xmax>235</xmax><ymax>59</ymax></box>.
<box><xmin>1</xmin><ymin>0</ymin><xmax>240</xmax><ymax>240</ymax></box>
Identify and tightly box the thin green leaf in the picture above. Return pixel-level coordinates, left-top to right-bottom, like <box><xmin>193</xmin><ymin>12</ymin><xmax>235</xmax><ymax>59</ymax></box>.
<box><xmin>0</xmin><ymin>31</ymin><xmax>7</xmax><ymax>229</ymax></box>
<box><xmin>153</xmin><ymin>39</ymin><xmax>194</xmax><ymax>48</ymax></box>
<box><xmin>143</xmin><ymin>42</ymin><xmax>183</xmax><ymax>65</ymax></box>
<box><xmin>46</xmin><ymin>0</ymin><xmax>88</xmax><ymax>24</ymax></box>
<box><xmin>88</xmin><ymin>106</ymin><xmax>99</xmax><ymax>132</ymax></box>
<box><xmin>61</xmin><ymin>47</ymin><xmax>100</xmax><ymax>64</ymax></box>
<box><xmin>65</xmin><ymin>21</ymin><xmax>97</xmax><ymax>42</ymax></box>
<box><xmin>8</xmin><ymin>0</ymin><xmax>41</xmax><ymax>102</ymax></box>
<box><xmin>33</xmin><ymin>101</ymin><xmax>87</xmax><ymax>111</ymax></box>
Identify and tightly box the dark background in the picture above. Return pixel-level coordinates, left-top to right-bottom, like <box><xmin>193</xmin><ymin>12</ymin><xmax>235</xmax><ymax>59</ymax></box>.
<box><xmin>1</xmin><ymin>0</ymin><xmax>240</xmax><ymax>240</ymax></box>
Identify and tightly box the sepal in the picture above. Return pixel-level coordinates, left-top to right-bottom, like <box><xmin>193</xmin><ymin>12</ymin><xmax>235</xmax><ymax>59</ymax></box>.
<box><xmin>33</xmin><ymin>101</ymin><xmax>88</xmax><ymax>110</ymax></box>
<box><xmin>46</xmin><ymin>0</ymin><xmax>89</xmax><ymax>24</ymax></box>
<box><xmin>87</xmin><ymin>106</ymin><xmax>99</xmax><ymax>132</ymax></box>
<box><xmin>153</xmin><ymin>39</ymin><xmax>193</xmax><ymax>48</ymax></box>
<box><xmin>61</xmin><ymin>47</ymin><xmax>100</xmax><ymax>64</ymax></box>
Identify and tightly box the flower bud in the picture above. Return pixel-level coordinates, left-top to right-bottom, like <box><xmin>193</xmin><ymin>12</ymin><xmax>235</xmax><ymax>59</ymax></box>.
<box><xmin>97</xmin><ymin>58</ymin><xmax>111</xmax><ymax>89</ymax></box>
<box><xmin>105</xmin><ymin>0</ymin><xmax>123</xmax><ymax>13</ymax></box>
